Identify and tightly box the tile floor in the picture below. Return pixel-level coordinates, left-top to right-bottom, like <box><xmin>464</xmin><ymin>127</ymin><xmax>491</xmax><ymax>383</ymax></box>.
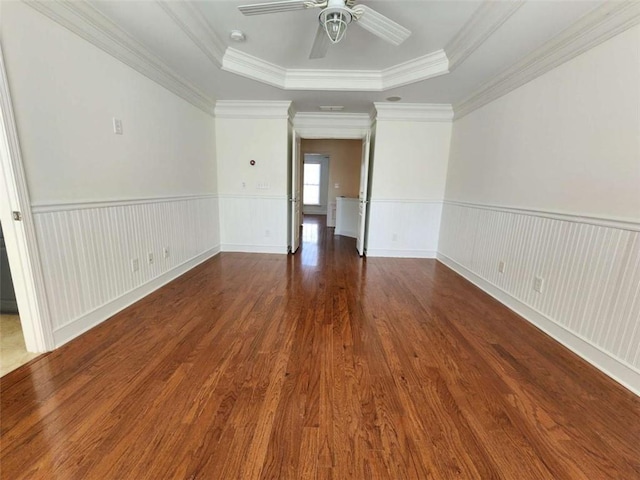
<box><xmin>1</xmin><ymin>314</ymin><xmax>39</xmax><ymax>377</ymax></box>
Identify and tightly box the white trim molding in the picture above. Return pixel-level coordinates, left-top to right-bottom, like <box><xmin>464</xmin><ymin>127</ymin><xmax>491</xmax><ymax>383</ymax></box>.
<box><xmin>223</xmin><ymin>48</ymin><xmax>449</xmax><ymax>92</ymax></box>
<box><xmin>31</xmin><ymin>194</ymin><xmax>218</xmax><ymax>214</ymax></box>
<box><xmin>438</xmin><ymin>201</ymin><xmax>640</xmax><ymax>395</ymax></box>
<box><xmin>444</xmin><ymin>200</ymin><xmax>640</xmax><ymax>232</ymax></box>
<box><xmin>222</xmin><ymin>49</ymin><xmax>289</xmax><ymax>89</ymax></box>
<box><xmin>156</xmin><ymin>0</ymin><xmax>226</xmax><ymax>67</ymax></box>
<box><xmin>374</xmin><ymin>103</ymin><xmax>454</xmax><ymax>122</ymax></box>
<box><xmin>293</xmin><ymin>112</ymin><xmax>372</xmax><ymax>139</ymax></box>
<box><xmin>445</xmin><ymin>0</ymin><xmax>525</xmax><ymax>70</ymax></box>
<box><xmin>25</xmin><ymin>0</ymin><xmax>216</xmax><ymax>114</ymax></box>
<box><xmin>454</xmin><ymin>1</ymin><xmax>640</xmax><ymax>119</ymax></box>
<box><xmin>214</xmin><ymin>100</ymin><xmax>292</xmax><ymax>119</ymax></box>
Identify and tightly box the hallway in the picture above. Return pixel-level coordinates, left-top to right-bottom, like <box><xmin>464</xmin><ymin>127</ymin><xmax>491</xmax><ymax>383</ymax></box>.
<box><xmin>1</xmin><ymin>221</ymin><xmax>638</xmax><ymax>479</ymax></box>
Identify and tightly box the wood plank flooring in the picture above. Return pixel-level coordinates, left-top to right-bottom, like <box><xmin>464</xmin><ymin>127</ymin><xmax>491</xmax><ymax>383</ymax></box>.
<box><xmin>1</xmin><ymin>215</ymin><xmax>639</xmax><ymax>479</ymax></box>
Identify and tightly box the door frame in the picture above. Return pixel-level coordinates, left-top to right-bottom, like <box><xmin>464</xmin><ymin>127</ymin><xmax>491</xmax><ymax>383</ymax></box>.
<box><xmin>291</xmin><ymin>115</ymin><xmax>373</xmax><ymax>255</ymax></box>
<box><xmin>0</xmin><ymin>45</ymin><xmax>54</xmax><ymax>352</ymax></box>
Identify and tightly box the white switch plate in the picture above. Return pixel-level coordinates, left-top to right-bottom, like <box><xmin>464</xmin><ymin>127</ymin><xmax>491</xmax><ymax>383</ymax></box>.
<box><xmin>131</xmin><ymin>258</ymin><xmax>139</xmax><ymax>272</ymax></box>
<box><xmin>334</xmin><ymin>183</ymin><xmax>340</xmax><ymax>189</ymax></box>
<box><xmin>112</xmin><ymin>117</ymin><xmax>123</xmax><ymax>135</ymax></box>
<box><xmin>163</xmin><ymin>247</ymin><xmax>169</xmax><ymax>259</ymax></box>
<box><xmin>498</xmin><ymin>261</ymin><xmax>505</xmax><ymax>273</ymax></box>
<box><xmin>148</xmin><ymin>252</ymin><xmax>154</xmax><ymax>264</ymax></box>
<box><xmin>534</xmin><ymin>276</ymin><xmax>544</xmax><ymax>293</ymax></box>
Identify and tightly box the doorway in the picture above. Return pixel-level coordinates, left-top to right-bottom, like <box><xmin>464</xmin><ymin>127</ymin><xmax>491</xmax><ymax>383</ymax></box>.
<box><xmin>295</xmin><ymin>138</ymin><xmax>370</xmax><ymax>255</ymax></box>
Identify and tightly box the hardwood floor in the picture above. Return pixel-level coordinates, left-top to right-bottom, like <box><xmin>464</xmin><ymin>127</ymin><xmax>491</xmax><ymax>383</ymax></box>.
<box><xmin>1</xmin><ymin>215</ymin><xmax>638</xmax><ymax>479</ymax></box>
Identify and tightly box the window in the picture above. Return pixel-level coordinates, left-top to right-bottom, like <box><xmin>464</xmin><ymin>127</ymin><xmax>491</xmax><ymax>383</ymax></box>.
<box><xmin>303</xmin><ymin>163</ymin><xmax>321</xmax><ymax>205</ymax></box>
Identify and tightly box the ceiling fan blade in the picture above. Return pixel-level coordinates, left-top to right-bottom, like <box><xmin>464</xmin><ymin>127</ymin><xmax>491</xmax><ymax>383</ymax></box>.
<box><xmin>309</xmin><ymin>25</ymin><xmax>330</xmax><ymax>59</ymax></box>
<box><xmin>352</xmin><ymin>5</ymin><xmax>411</xmax><ymax>46</ymax></box>
<box><xmin>239</xmin><ymin>0</ymin><xmax>323</xmax><ymax>16</ymax></box>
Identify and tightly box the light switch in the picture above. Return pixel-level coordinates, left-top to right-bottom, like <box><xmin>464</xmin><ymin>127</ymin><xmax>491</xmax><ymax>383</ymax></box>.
<box><xmin>113</xmin><ymin>117</ymin><xmax>123</xmax><ymax>135</ymax></box>
<box><xmin>335</xmin><ymin>183</ymin><xmax>340</xmax><ymax>189</ymax></box>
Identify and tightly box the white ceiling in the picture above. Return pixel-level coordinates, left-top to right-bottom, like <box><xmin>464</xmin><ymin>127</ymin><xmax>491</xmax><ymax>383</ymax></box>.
<box><xmin>86</xmin><ymin>0</ymin><xmax>604</xmax><ymax>113</ymax></box>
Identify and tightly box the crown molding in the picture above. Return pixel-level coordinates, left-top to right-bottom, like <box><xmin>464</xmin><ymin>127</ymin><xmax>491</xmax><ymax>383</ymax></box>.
<box><xmin>286</xmin><ymin>68</ymin><xmax>382</xmax><ymax>91</ymax></box>
<box><xmin>24</xmin><ymin>0</ymin><xmax>215</xmax><ymax>115</ymax></box>
<box><xmin>445</xmin><ymin>0</ymin><xmax>525</xmax><ymax>71</ymax></box>
<box><xmin>454</xmin><ymin>1</ymin><xmax>640</xmax><ymax>119</ymax></box>
<box><xmin>374</xmin><ymin>103</ymin><xmax>454</xmax><ymax>122</ymax></box>
<box><xmin>155</xmin><ymin>0</ymin><xmax>523</xmax><ymax>93</ymax></box>
<box><xmin>156</xmin><ymin>1</ymin><xmax>226</xmax><ymax>67</ymax></box>
<box><xmin>223</xmin><ymin>48</ymin><xmax>449</xmax><ymax>91</ymax></box>
<box><xmin>293</xmin><ymin>112</ymin><xmax>372</xmax><ymax>139</ymax></box>
<box><xmin>214</xmin><ymin>101</ymin><xmax>292</xmax><ymax>119</ymax></box>
<box><xmin>381</xmin><ymin>50</ymin><xmax>449</xmax><ymax>89</ymax></box>
<box><xmin>222</xmin><ymin>49</ymin><xmax>289</xmax><ymax>89</ymax></box>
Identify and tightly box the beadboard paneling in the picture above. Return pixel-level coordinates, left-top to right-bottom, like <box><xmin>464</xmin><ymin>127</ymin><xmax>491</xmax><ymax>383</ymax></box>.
<box><xmin>32</xmin><ymin>195</ymin><xmax>220</xmax><ymax>345</ymax></box>
<box><xmin>438</xmin><ymin>201</ymin><xmax>640</xmax><ymax>393</ymax></box>
<box><xmin>367</xmin><ymin>200</ymin><xmax>442</xmax><ymax>258</ymax></box>
<box><xmin>218</xmin><ymin>195</ymin><xmax>288</xmax><ymax>254</ymax></box>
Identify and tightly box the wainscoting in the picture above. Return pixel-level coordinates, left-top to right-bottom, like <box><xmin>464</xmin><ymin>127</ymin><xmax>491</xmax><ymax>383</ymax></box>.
<box><xmin>218</xmin><ymin>194</ymin><xmax>288</xmax><ymax>254</ymax></box>
<box><xmin>438</xmin><ymin>201</ymin><xmax>640</xmax><ymax>394</ymax></box>
<box><xmin>32</xmin><ymin>195</ymin><xmax>220</xmax><ymax>347</ymax></box>
<box><xmin>367</xmin><ymin>199</ymin><xmax>442</xmax><ymax>258</ymax></box>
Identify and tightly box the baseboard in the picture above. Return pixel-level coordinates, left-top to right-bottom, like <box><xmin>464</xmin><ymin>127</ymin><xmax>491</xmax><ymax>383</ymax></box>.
<box><xmin>220</xmin><ymin>244</ymin><xmax>288</xmax><ymax>254</ymax></box>
<box><xmin>367</xmin><ymin>249</ymin><xmax>437</xmax><ymax>258</ymax></box>
<box><xmin>437</xmin><ymin>252</ymin><xmax>640</xmax><ymax>396</ymax></box>
<box><xmin>334</xmin><ymin>228</ymin><xmax>357</xmax><ymax>238</ymax></box>
<box><xmin>52</xmin><ymin>246</ymin><xmax>221</xmax><ymax>347</ymax></box>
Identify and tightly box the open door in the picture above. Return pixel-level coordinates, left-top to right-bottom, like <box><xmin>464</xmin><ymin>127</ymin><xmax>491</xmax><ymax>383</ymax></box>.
<box><xmin>356</xmin><ymin>131</ymin><xmax>371</xmax><ymax>256</ymax></box>
<box><xmin>289</xmin><ymin>130</ymin><xmax>301</xmax><ymax>254</ymax></box>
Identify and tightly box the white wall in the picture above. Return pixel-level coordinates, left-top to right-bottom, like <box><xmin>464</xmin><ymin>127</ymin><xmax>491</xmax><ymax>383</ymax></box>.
<box><xmin>367</xmin><ymin>112</ymin><xmax>452</xmax><ymax>257</ymax></box>
<box><xmin>1</xmin><ymin>2</ymin><xmax>220</xmax><ymax>348</ymax></box>
<box><xmin>440</xmin><ymin>25</ymin><xmax>640</xmax><ymax>394</ymax></box>
<box><xmin>446</xmin><ymin>25</ymin><xmax>640</xmax><ymax>222</ymax></box>
<box><xmin>1</xmin><ymin>2</ymin><xmax>217</xmax><ymax>205</ymax></box>
<box><xmin>215</xmin><ymin>109</ymin><xmax>290</xmax><ymax>253</ymax></box>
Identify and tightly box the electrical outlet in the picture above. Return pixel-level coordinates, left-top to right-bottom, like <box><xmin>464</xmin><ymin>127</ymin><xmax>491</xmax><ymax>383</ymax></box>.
<box><xmin>163</xmin><ymin>247</ymin><xmax>169</xmax><ymax>259</ymax></box>
<box><xmin>392</xmin><ymin>233</ymin><xmax>398</xmax><ymax>242</ymax></box>
<box><xmin>498</xmin><ymin>261</ymin><xmax>505</xmax><ymax>274</ymax></box>
<box><xmin>148</xmin><ymin>252</ymin><xmax>154</xmax><ymax>265</ymax></box>
<box><xmin>265</xmin><ymin>229</ymin><xmax>271</xmax><ymax>237</ymax></box>
<box><xmin>534</xmin><ymin>276</ymin><xmax>544</xmax><ymax>293</ymax></box>
<box><xmin>131</xmin><ymin>258</ymin><xmax>139</xmax><ymax>272</ymax></box>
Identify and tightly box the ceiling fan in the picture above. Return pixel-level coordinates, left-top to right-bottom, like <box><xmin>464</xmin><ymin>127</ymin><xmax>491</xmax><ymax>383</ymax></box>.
<box><xmin>238</xmin><ymin>0</ymin><xmax>411</xmax><ymax>59</ymax></box>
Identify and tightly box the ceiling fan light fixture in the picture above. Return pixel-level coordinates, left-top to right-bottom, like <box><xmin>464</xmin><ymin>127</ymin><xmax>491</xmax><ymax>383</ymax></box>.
<box><xmin>319</xmin><ymin>5</ymin><xmax>352</xmax><ymax>44</ymax></box>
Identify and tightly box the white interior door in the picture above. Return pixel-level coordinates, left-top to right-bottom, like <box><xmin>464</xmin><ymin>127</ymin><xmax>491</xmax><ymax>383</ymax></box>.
<box><xmin>290</xmin><ymin>131</ymin><xmax>301</xmax><ymax>253</ymax></box>
<box><xmin>356</xmin><ymin>132</ymin><xmax>371</xmax><ymax>256</ymax></box>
